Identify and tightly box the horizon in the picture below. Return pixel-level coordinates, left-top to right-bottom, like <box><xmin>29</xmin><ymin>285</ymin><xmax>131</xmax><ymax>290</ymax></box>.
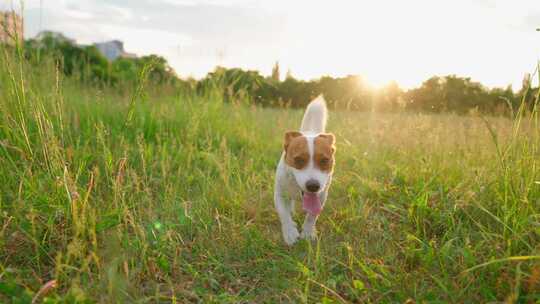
<box><xmin>4</xmin><ymin>0</ymin><xmax>540</xmax><ymax>89</ymax></box>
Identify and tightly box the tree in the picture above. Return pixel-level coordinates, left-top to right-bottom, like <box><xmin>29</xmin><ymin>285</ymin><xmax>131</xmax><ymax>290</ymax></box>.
<box><xmin>271</xmin><ymin>61</ymin><xmax>280</xmax><ymax>82</ymax></box>
<box><xmin>25</xmin><ymin>32</ymin><xmax>115</xmax><ymax>84</ymax></box>
<box><xmin>24</xmin><ymin>32</ymin><xmax>180</xmax><ymax>87</ymax></box>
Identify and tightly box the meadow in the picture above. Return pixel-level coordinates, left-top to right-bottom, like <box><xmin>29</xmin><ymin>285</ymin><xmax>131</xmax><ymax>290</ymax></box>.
<box><xmin>1</xmin><ymin>51</ymin><xmax>540</xmax><ymax>303</ymax></box>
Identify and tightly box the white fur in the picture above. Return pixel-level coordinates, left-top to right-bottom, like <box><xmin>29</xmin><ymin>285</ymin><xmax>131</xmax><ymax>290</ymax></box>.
<box><xmin>274</xmin><ymin>96</ymin><xmax>333</xmax><ymax>245</ymax></box>
<box><xmin>300</xmin><ymin>95</ymin><xmax>327</xmax><ymax>133</ymax></box>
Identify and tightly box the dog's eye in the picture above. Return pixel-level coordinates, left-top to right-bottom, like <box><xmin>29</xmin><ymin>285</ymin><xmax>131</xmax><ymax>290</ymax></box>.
<box><xmin>320</xmin><ymin>158</ymin><xmax>330</xmax><ymax>166</ymax></box>
<box><xmin>294</xmin><ymin>157</ymin><xmax>305</xmax><ymax>166</ymax></box>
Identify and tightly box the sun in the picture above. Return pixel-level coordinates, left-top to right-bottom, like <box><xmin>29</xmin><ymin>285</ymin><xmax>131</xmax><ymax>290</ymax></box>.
<box><xmin>368</xmin><ymin>77</ymin><xmax>392</xmax><ymax>90</ymax></box>
<box><xmin>361</xmin><ymin>72</ymin><xmax>394</xmax><ymax>90</ymax></box>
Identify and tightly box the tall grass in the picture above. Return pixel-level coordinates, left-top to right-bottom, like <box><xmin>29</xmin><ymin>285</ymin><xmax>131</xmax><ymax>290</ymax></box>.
<box><xmin>1</xmin><ymin>46</ymin><xmax>539</xmax><ymax>303</ymax></box>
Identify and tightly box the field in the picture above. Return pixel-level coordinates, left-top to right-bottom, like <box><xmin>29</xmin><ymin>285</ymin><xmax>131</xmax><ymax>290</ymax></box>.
<box><xmin>1</xmin><ymin>54</ymin><xmax>540</xmax><ymax>303</ymax></box>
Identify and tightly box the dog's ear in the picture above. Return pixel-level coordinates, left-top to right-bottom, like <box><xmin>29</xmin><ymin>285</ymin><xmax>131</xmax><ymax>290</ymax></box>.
<box><xmin>318</xmin><ymin>133</ymin><xmax>335</xmax><ymax>145</ymax></box>
<box><xmin>318</xmin><ymin>133</ymin><xmax>336</xmax><ymax>152</ymax></box>
<box><xmin>284</xmin><ymin>131</ymin><xmax>302</xmax><ymax>152</ymax></box>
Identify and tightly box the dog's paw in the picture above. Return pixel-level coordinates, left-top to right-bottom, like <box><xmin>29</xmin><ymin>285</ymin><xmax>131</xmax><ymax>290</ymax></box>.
<box><xmin>300</xmin><ymin>228</ymin><xmax>317</xmax><ymax>240</ymax></box>
<box><xmin>282</xmin><ymin>225</ymin><xmax>300</xmax><ymax>245</ymax></box>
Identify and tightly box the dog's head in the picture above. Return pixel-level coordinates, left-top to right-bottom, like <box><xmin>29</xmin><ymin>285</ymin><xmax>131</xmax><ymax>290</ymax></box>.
<box><xmin>283</xmin><ymin>131</ymin><xmax>336</xmax><ymax>193</ymax></box>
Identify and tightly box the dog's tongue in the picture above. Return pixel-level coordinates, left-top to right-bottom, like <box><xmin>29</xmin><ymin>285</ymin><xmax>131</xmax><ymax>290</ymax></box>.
<box><xmin>302</xmin><ymin>192</ymin><xmax>322</xmax><ymax>216</ymax></box>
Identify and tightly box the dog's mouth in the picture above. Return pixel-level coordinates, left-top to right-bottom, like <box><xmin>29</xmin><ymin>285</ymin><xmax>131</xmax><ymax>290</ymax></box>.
<box><xmin>302</xmin><ymin>191</ymin><xmax>322</xmax><ymax>216</ymax></box>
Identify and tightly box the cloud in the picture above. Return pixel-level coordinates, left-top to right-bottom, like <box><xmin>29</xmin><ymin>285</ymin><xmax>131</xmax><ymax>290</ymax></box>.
<box><xmin>98</xmin><ymin>24</ymin><xmax>193</xmax><ymax>53</ymax></box>
<box><xmin>524</xmin><ymin>13</ymin><xmax>540</xmax><ymax>30</ymax></box>
<box><xmin>161</xmin><ymin>0</ymin><xmax>254</xmax><ymax>6</ymax></box>
<box><xmin>24</xmin><ymin>0</ymin><xmax>285</xmax><ymax>44</ymax></box>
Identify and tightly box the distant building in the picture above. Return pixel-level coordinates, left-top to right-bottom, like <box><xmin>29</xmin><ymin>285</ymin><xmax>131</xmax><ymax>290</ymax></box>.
<box><xmin>94</xmin><ymin>40</ymin><xmax>137</xmax><ymax>61</ymax></box>
<box><xmin>0</xmin><ymin>11</ymin><xmax>23</xmax><ymax>45</ymax></box>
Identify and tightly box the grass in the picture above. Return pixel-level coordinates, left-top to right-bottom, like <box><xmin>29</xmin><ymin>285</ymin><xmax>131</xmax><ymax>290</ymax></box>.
<box><xmin>1</xmin><ymin>49</ymin><xmax>540</xmax><ymax>303</ymax></box>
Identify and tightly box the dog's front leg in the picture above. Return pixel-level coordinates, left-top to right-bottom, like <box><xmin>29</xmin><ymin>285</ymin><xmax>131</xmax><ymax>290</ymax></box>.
<box><xmin>274</xmin><ymin>190</ymin><xmax>299</xmax><ymax>245</ymax></box>
<box><xmin>301</xmin><ymin>214</ymin><xmax>320</xmax><ymax>240</ymax></box>
<box><xmin>300</xmin><ymin>213</ymin><xmax>318</xmax><ymax>240</ymax></box>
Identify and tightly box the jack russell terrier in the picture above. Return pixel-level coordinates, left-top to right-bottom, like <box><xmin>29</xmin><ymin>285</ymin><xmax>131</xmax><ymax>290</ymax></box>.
<box><xmin>274</xmin><ymin>96</ymin><xmax>336</xmax><ymax>245</ymax></box>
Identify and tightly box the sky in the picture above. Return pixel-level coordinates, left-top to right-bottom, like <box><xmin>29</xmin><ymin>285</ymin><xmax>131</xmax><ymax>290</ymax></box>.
<box><xmin>4</xmin><ymin>0</ymin><xmax>540</xmax><ymax>89</ymax></box>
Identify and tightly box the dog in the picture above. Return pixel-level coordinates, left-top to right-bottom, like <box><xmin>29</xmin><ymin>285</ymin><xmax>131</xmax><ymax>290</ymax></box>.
<box><xmin>274</xmin><ymin>95</ymin><xmax>336</xmax><ymax>245</ymax></box>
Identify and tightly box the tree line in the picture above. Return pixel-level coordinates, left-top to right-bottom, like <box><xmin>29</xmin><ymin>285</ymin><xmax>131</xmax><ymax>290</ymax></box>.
<box><xmin>18</xmin><ymin>32</ymin><xmax>539</xmax><ymax>115</ymax></box>
<box><xmin>23</xmin><ymin>32</ymin><xmax>178</xmax><ymax>86</ymax></box>
<box><xmin>198</xmin><ymin>64</ymin><xmax>538</xmax><ymax>115</ymax></box>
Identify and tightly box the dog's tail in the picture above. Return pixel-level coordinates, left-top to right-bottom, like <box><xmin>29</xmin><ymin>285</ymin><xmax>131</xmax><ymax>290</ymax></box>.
<box><xmin>300</xmin><ymin>95</ymin><xmax>327</xmax><ymax>133</ymax></box>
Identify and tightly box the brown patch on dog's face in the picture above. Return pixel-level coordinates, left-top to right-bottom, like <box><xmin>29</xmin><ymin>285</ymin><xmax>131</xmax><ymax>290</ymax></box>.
<box><xmin>284</xmin><ymin>131</ymin><xmax>309</xmax><ymax>170</ymax></box>
<box><xmin>314</xmin><ymin>133</ymin><xmax>336</xmax><ymax>172</ymax></box>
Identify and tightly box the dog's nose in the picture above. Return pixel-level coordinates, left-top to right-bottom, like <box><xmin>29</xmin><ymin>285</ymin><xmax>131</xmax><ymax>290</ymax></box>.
<box><xmin>305</xmin><ymin>180</ymin><xmax>320</xmax><ymax>193</ymax></box>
